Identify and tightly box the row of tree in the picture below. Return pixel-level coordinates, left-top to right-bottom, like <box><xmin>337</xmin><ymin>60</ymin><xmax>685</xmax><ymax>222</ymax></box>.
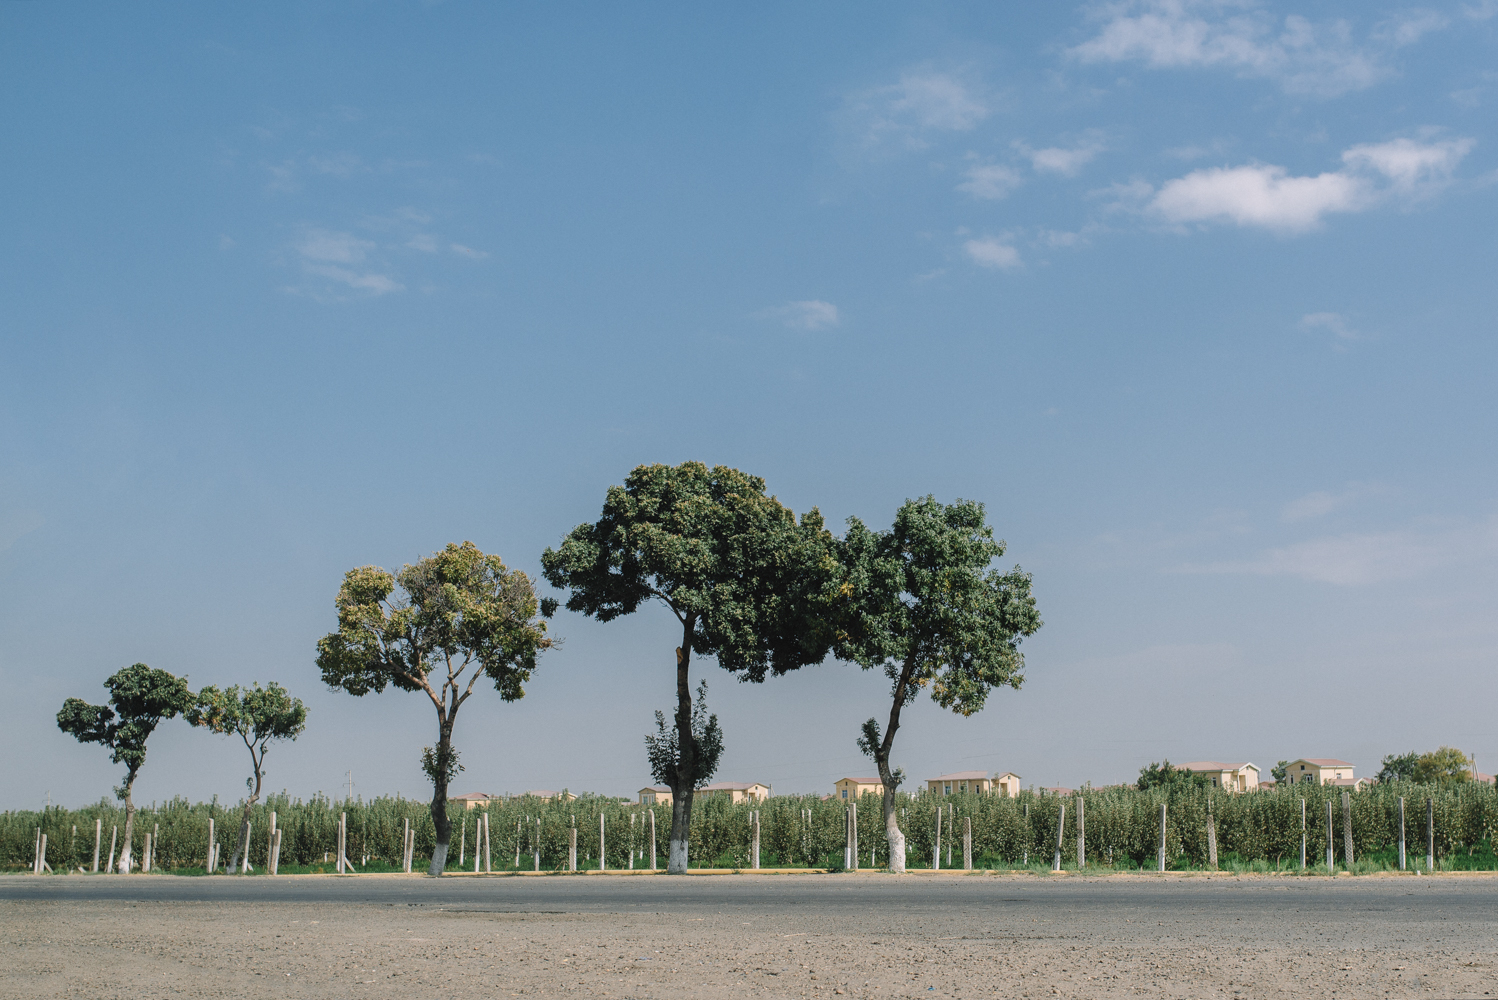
<box><xmin>57</xmin><ymin>669</ymin><xmax>306</xmax><ymax>874</ymax></box>
<box><xmin>61</xmin><ymin>461</ymin><xmax>1042</xmax><ymax>876</ymax></box>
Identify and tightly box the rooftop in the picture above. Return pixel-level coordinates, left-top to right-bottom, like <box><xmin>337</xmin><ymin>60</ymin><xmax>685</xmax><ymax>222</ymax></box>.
<box><xmin>928</xmin><ymin>771</ymin><xmax>990</xmax><ymax>781</ymax></box>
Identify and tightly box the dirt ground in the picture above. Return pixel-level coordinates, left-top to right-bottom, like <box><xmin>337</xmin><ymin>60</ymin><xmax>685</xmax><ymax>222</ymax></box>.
<box><xmin>4</xmin><ymin>872</ymin><xmax>1498</xmax><ymax>999</ymax></box>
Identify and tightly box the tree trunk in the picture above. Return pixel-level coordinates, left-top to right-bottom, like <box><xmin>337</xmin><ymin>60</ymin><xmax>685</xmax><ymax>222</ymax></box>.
<box><xmin>875</xmin><ymin>656</ymin><xmax>917</xmax><ymax>874</ymax></box>
<box><xmin>119</xmin><ymin>773</ymin><xmax>138</xmax><ymax>874</ymax></box>
<box><xmin>227</xmin><ymin>762</ymin><xmax>263</xmax><ymax>875</ymax></box>
<box><xmin>428</xmin><ymin>723</ymin><xmax>454</xmax><ymax>876</ymax></box>
<box><xmin>667</xmin><ymin>618</ymin><xmax>697</xmax><ymax>874</ymax></box>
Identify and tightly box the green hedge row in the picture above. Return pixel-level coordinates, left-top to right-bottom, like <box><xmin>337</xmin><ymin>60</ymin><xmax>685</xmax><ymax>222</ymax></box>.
<box><xmin>6</xmin><ymin>781</ymin><xmax>1494</xmax><ymax>873</ymax></box>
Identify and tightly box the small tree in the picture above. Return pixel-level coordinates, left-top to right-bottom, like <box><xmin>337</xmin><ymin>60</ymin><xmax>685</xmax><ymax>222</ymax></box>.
<box><xmin>542</xmin><ymin>462</ymin><xmax>837</xmax><ymax>873</ymax></box>
<box><xmin>57</xmin><ymin>663</ymin><xmax>192</xmax><ymax>873</ymax></box>
<box><xmin>1413</xmin><ymin>747</ymin><xmax>1473</xmax><ymax>784</ymax></box>
<box><xmin>836</xmin><ymin>497</ymin><xmax>1041</xmax><ymax>873</ymax></box>
<box><xmin>186</xmin><ymin>682</ymin><xmax>308</xmax><ymax>873</ymax></box>
<box><xmin>316</xmin><ymin>541</ymin><xmax>553</xmax><ymax>875</ymax></box>
<box><xmin>1271</xmin><ymin>760</ymin><xmax>1290</xmax><ymax>784</ymax></box>
<box><xmin>645</xmin><ymin>681</ymin><xmax>723</xmax><ymax>795</ymax></box>
<box><xmin>1136</xmin><ymin>760</ymin><xmax>1208</xmax><ymax>793</ymax></box>
<box><xmin>1376</xmin><ymin>751</ymin><xmax>1420</xmax><ymax>784</ymax></box>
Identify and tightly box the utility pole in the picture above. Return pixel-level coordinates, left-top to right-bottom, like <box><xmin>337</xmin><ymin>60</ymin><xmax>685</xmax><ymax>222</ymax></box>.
<box><xmin>345</xmin><ymin>770</ymin><xmax>355</xmax><ymax>802</ymax></box>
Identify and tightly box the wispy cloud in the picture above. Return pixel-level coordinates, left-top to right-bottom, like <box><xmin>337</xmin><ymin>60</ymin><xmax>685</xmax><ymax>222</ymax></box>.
<box><xmin>763</xmin><ymin>300</ymin><xmax>840</xmax><ymax>331</ymax></box>
<box><xmin>957</xmin><ymin>163</ymin><xmax>1025</xmax><ymax>200</ymax></box>
<box><xmin>407</xmin><ymin>234</ymin><xmax>439</xmax><ymax>253</ymax></box>
<box><xmin>851</xmin><ymin>71</ymin><xmax>990</xmax><ymax>151</ymax></box>
<box><xmin>1143</xmin><ymin>136</ymin><xmax>1473</xmax><ymax>232</ymax></box>
<box><xmin>964</xmin><ymin>237</ymin><xmax>1022</xmax><ymax>270</ymax></box>
<box><xmin>294</xmin><ymin>229</ymin><xmax>401</xmax><ymax>297</ymax></box>
<box><xmin>1070</xmin><ymin>0</ymin><xmax>1405</xmax><ymax>97</ymax></box>
<box><xmin>1180</xmin><ymin>516</ymin><xmax>1498</xmax><ymax>585</ymax></box>
<box><xmin>1280</xmin><ymin>485</ymin><xmax>1375</xmax><ymax>522</ymax></box>
<box><xmin>1014</xmin><ymin>134</ymin><xmax>1107</xmax><ymax>176</ymax></box>
<box><xmin>1373</xmin><ymin>9</ymin><xmax>1450</xmax><ymax>47</ymax></box>
<box><xmin>1300</xmin><ymin>311</ymin><xmax>1359</xmax><ymax>342</ymax></box>
<box><xmin>449</xmin><ymin>243</ymin><xmax>488</xmax><ymax>259</ymax></box>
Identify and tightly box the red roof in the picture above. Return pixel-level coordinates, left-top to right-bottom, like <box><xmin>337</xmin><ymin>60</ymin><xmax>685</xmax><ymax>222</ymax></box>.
<box><xmin>1299</xmin><ymin>758</ymin><xmax>1354</xmax><ymax>767</ymax></box>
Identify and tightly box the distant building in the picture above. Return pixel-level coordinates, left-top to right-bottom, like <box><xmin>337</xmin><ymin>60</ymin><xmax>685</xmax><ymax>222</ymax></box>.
<box><xmin>521</xmin><ymin>790</ymin><xmax>577</xmax><ymax>802</ymax></box>
<box><xmin>698</xmin><ymin>782</ymin><xmax>770</xmax><ymax>804</ymax></box>
<box><xmin>1282</xmin><ymin>759</ymin><xmax>1355</xmax><ymax>787</ymax></box>
<box><xmin>450</xmin><ymin>792</ymin><xmax>495</xmax><ymax>810</ymax></box>
<box><xmin>638</xmin><ymin>786</ymin><xmax>672</xmax><ymax>806</ymax></box>
<box><xmin>926</xmin><ymin>772</ymin><xmax>992</xmax><ymax>796</ymax></box>
<box><xmin>994</xmin><ymin>772</ymin><xmax>1023</xmax><ymax>797</ymax></box>
<box><xmin>1179</xmin><ymin>761</ymin><xmax>1260</xmax><ymax>792</ymax></box>
<box><xmin>834</xmin><ymin>777</ymin><xmax>884</xmax><ymax>800</ymax></box>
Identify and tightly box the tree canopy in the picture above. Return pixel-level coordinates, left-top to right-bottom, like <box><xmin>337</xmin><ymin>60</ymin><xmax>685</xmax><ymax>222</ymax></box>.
<box><xmin>316</xmin><ymin>541</ymin><xmax>552</xmax><ymax>875</ymax></box>
<box><xmin>1136</xmin><ymin>760</ymin><xmax>1209</xmax><ymax>793</ymax></box>
<box><xmin>837</xmin><ymin>496</ymin><xmax>1041</xmax><ymax>872</ymax></box>
<box><xmin>645</xmin><ymin>680</ymin><xmax>723</xmax><ymax>789</ymax></box>
<box><xmin>1378</xmin><ymin>747</ymin><xmax>1474</xmax><ymax>785</ymax></box>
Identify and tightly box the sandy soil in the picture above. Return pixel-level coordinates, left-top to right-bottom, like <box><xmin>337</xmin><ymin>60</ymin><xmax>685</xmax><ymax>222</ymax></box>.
<box><xmin>4</xmin><ymin>873</ymin><xmax>1497</xmax><ymax>999</ymax></box>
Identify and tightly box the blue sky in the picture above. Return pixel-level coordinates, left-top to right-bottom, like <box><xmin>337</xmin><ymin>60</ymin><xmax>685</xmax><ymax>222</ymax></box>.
<box><xmin>3</xmin><ymin>2</ymin><xmax>1496</xmax><ymax>809</ymax></box>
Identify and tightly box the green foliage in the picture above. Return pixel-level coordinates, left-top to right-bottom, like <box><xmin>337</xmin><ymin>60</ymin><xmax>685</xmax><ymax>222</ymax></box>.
<box><xmin>57</xmin><ymin>664</ymin><xmax>193</xmax><ymax>796</ymax></box>
<box><xmin>645</xmin><ymin>681</ymin><xmax>722</xmax><ymax>788</ymax></box>
<box><xmin>1377</xmin><ymin>751</ymin><xmax>1420</xmax><ymax>783</ymax></box>
<box><xmin>186</xmin><ymin>682</ymin><xmax>307</xmax><ymax>791</ymax></box>
<box><xmin>7</xmin><ymin>781</ymin><xmax>1498</xmax><ymax>875</ymax></box>
<box><xmin>1271</xmin><ymin>761</ymin><xmax>1289</xmax><ymax>783</ymax></box>
<box><xmin>317</xmin><ymin>541</ymin><xmax>552</xmax><ymax>702</ymax></box>
<box><xmin>835</xmin><ymin>497</ymin><xmax>1041</xmax><ymax>717</ymax></box>
<box><xmin>1136</xmin><ymin>760</ymin><xmax>1209</xmax><ymax>793</ymax></box>
<box><xmin>1377</xmin><ymin>748</ymin><xmax>1474</xmax><ymax>785</ymax></box>
<box><xmin>420</xmin><ymin>744</ymin><xmax>464</xmax><ymax>786</ymax></box>
<box><xmin>540</xmin><ymin>462</ymin><xmax>839</xmax><ymax>682</ymax></box>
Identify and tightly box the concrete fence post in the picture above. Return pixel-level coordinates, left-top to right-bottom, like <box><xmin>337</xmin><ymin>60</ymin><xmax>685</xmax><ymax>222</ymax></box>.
<box><xmin>1023</xmin><ymin>803</ymin><xmax>1029</xmax><ymax>867</ymax></box>
<box><xmin>630</xmin><ymin>813</ymin><xmax>637</xmax><ymax>870</ymax></box>
<box><xmin>33</xmin><ymin>828</ymin><xmax>41</xmax><ymax>875</ymax></box>
<box><xmin>1325</xmin><ymin>798</ymin><xmax>1334</xmax><ymax>873</ymax></box>
<box><xmin>1156</xmin><ymin>803</ymin><xmax>1167</xmax><ymax>873</ymax></box>
<box><xmin>1426</xmin><ymin>796</ymin><xmax>1438</xmax><ymax>874</ymax></box>
<box><xmin>143</xmin><ymin>833</ymin><xmax>152</xmax><ymax>874</ymax></box>
<box><xmin>204</xmin><ymin>819</ymin><xmax>213</xmax><ymax>874</ymax></box>
<box><xmin>752</xmin><ymin>810</ymin><xmax>761</xmax><ymax>870</ymax></box>
<box><xmin>1053</xmin><ymin>804</ymin><xmax>1066</xmax><ymax>871</ymax></box>
<box><xmin>1077</xmin><ymin>795</ymin><xmax>1086</xmax><ymax>870</ymax></box>
<box><xmin>1341</xmin><ymin>791</ymin><xmax>1353</xmax><ymax>868</ymax></box>
<box><xmin>483</xmin><ymin>812</ymin><xmax>491</xmax><ymax>873</ymax></box>
<box><xmin>459</xmin><ymin>816</ymin><xmax>466</xmax><ymax>867</ymax></box>
<box><xmin>933</xmin><ymin>805</ymin><xmax>941</xmax><ymax>871</ymax></box>
<box><xmin>1398</xmin><ymin>797</ymin><xmax>1406</xmax><ymax>871</ymax></box>
<box><xmin>963</xmin><ymin>816</ymin><xmax>972</xmax><ymax>870</ymax></box>
<box><xmin>269</xmin><ymin>812</ymin><xmax>277</xmax><ymax>873</ymax></box>
<box><xmin>271</xmin><ymin>829</ymin><xmax>282</xmax><ymax>875</ymax></box>
<box><xmin>39</xmin><ymin>834</ymin><xmax>48</xmax><ymax>874</ymax></box>
<box><xmin>569</xmin><ymin>822</ymin><xmax>578</xmax><ymax>872</ymax></box>
<box><xmin>599</xmin><ymin>813</ymin><xmax>605</xmax><ymax>872</ymax></box>
<box><xmin>92</xmin><ymin>818</ymin><xmax>102</xmax><ymax>874</ymax></box>
<box><xmin>649</xmin><ymin>808</ymin><xmax>657</xmax><ymax>870</ymax></box>
<box><xmin>851</xmin><ymin>803</ymin><xmax>858</xmax><ymax>872</ymax></box>
<box><xmin>1206</xmin><ymin>799</ymin><xmax>1217</xmax><ymax>871</ymax></box>
<box><xmin>1299</xmin><ymin>798</ymin><xmax>1306</xmax><ymax>870</ymax></box>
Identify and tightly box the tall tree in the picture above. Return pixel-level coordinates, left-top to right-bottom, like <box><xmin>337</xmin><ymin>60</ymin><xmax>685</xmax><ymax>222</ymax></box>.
<box><xmin>837</xmin><ymin>497</ymin><xmax>1041</xmax><ymax>873</ymax></box>
<box><xmin>316</xmin><ymin>541</ymin><xmax>553</xmax><ymax>876</ymax></box>
<box><xmin>57</xmin><ymin>663</ymin><xmax>192</xmax><ymax>873</ymax></box>
<box><xmin>186</xmin><ymin>682</ymin><xmax>308</xmax><ymax>873</ymax></box>
<box><xmin>541</xmin><ymin>462</ymin><xmax>837</xmax><ymax>873</ymax></box>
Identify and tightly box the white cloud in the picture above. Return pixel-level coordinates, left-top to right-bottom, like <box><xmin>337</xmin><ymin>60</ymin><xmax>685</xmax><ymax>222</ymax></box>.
<box><xmin>1373</xmin><ymin>9</ymin><xmax>1449</xmax><ymax>46</ymax></box>
<box><xmin>1299</xmin><ymin>311</ymin><xmax>1358</xmax><ymax>341</ymax></box>
<box><xmin>299</xmin><ymin>229</ymin><xmax>375</xmax><ymax>264</ymax></box>
<box><xmin>1015</xmin><ymin>135</ymin><xmax>1107</xmax><ymax>176</ymax></box>
<box><xmin>1181</xmin><ymin>516</ymin><xmax>1498</xmax><ymax>585</ymax></box>
<box><xmin>854</xmin><ymin>72</ymin><xmax>989</xmax><ymax>150</ymax></box>
<box><xmin>1341</xmin><ymin>137</ymin><xmax>1474</xmax><ymax>193</ymax></box>
<box><xmin>765</xmin><ymin>300</ymin><xmax>840</xmax><ymax>331</ymax></box>
<box><xmin>957</xmin><ymin>163</ymin><xmax>1024</xmax><ymax>200</ymax></box>
<box><xmin>1152</xmin><ymin>164</ymin><xmax>1368</xmax><ymax>231</ymax></box>
<box><xmin>1070</xmin><ymin>0</ymin><xmax>1398</xmax><ymax>97</ymax></box>
<box><xmin>1147</xmin><ymin>137</ymin><xmax>1473</xmax><ymax>232</ymax></box>
<box><xmin>450</xmin><ymin>243</ymin><xmax>489</xmax><ymax>259</ymax></box>
<box><xmin>964</xmin><ymin>238</ymin><xmax>1022</xmax><ymax>270</ymax></box>
<box><xmin>1280</xmin><ymin>485</ymin><xmax>1377</xmax><ymax>522</ymax></box>
<box><xmin>303</xmin><ymin>264</ymin><xmax>403</xmax><ymax>295</ymax></box>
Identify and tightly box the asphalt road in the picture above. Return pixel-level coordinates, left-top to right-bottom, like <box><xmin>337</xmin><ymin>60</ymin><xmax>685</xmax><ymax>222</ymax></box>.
<box><xmin>3</xmin><ymin>871</ymin><xmax>1494</xmax><ymax>924</ymax></box>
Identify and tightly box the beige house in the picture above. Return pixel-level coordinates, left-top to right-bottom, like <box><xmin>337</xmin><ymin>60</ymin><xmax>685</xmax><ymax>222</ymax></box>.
<box><xmin>1180</xmin><ymin>761</ymin><xmax>1260</xmax><ymax>792</ymax></box>
<box><xmin>638</xmin><ymin>786</ymin><xmax>672</xmax><ymax>806</ymax></box>
<box><xmin>1282</xmin><ymin>759</ymin><xmax>1355</xmax><ymax>787</ymax></box>
<box><xmin>698</xmin><ymin>781</ymin><xmax>770</xmax><ymax>804</ymax></box>
<box><xmin>927</xmin><ymin>771</ymin><xmax>992</xmax><ymax>796</ymax></box>
<box><xmin>521</xmin><ymin>790</ymin><xmax>577</xmax><ymax>802</ymax></box>
<box><xmin>450</xmin><ymin>792</ymin><xmax>494</xmax><ymax>811</ymax></box>
<box><xmin>994</xmin><ymin>772</ymin><xmax>1023</xmax><ymax>797</ymax></box>
<box><xmin>834</xmin><ymin>777</ymin><xmax>884</xmax><ymax>800</ymax></box>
